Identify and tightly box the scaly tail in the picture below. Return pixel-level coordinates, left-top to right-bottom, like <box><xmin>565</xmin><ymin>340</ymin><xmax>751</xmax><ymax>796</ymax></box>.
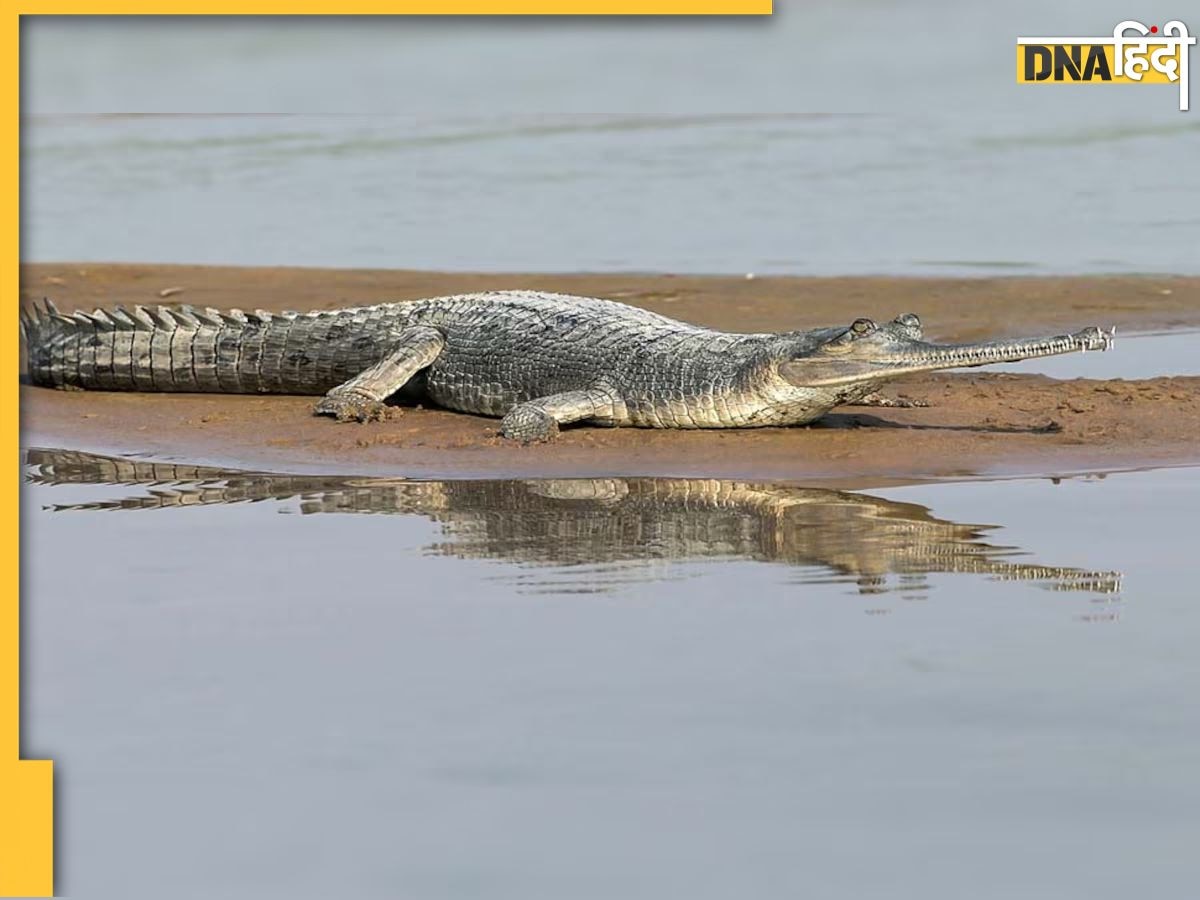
<box><xmin>20</xmin><ymin>300</ymin><xmax>391</xmax><ymax>394</ymax></box>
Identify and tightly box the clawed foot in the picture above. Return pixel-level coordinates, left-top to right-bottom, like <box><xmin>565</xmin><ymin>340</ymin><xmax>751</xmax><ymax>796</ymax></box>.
<box><xmin>500</xmin><ymin>406</ymin><xmax>560</xmax><ymax>443</ymax></box>
<box><xmin>313</xmin><ymin>392</ymin><xmax>395</xmax><ymax>423</ymax></box>
<box><xmin>855</xmin><ymin>392</ymin><xmax>930</xmax><ymax>409</ymax></box>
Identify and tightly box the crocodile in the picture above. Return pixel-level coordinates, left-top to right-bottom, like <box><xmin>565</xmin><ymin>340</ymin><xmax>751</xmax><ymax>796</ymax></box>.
<box><xmin>26</xmin><ymin>447</ymin><xmax>1122</xmax><ymax>597</ymax></box>
<box><xmin>21</xmin><ymin>291</ymin><xmax>1115</xmax><ymax>441</ymax></box>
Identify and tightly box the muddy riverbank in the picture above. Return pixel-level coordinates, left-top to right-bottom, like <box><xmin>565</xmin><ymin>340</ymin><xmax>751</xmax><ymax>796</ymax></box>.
<box><xmin>19</xmin><ymin>263</ymin><xmax>1200</xmax><ymax>481</ymax></box>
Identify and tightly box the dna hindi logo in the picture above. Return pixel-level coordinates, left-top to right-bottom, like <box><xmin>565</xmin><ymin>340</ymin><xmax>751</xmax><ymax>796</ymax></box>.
<box><xmin>1017</xmin><ymin>20</ymin><xmax>1195</xmax><ymax>111</ymax></box>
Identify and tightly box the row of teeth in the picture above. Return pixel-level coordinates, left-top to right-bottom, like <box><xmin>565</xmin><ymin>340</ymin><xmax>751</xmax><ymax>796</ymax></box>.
<box><xmin>946</xmin><ymin>341</ymin><xmax>1064</xmax><ymax>362</ymax></box>
<box><xmin>940</xmin><ymin>325</ymin><xmax>1117</xmax><ymax>361</ymax></box>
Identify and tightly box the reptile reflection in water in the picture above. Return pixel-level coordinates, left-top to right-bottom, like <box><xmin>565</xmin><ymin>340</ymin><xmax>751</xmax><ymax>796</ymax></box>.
<box><xmin>26</xmin><ymin>448</ymin><xmax>1122</xmax><ymax>597</ymax></box>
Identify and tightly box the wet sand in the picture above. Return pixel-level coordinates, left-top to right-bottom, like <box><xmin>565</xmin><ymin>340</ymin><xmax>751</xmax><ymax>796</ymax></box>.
<box><xmin>19</xmin><ymin>263</ymin><xmax>1200</xmax><ymax>482</ymax></box>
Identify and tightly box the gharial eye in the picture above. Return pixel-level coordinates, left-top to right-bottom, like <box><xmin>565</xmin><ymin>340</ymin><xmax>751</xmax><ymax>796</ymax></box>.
<box><xmin>851</xmin><ymin>318</ymin><xmax>876</xmax><ymax>335</ymax></box>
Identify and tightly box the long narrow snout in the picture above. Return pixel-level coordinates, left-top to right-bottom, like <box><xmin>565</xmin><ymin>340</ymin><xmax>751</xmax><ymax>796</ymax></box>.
<box><xmin>782</xmin><ymin>325</ymin><xmax>1116</xmax><ymax>388</ymax></box>
<box><xmin>880</xmin><ymin>326</ymin><xmax>1116</xmax><ymax>372</ymax></box>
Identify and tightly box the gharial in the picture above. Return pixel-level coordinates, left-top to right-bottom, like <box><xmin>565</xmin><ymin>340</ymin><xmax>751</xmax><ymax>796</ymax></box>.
<box><xmin>21</xmin><ymin>291</ymin><xmax>1115</xmax><ymax>442</ymax></box>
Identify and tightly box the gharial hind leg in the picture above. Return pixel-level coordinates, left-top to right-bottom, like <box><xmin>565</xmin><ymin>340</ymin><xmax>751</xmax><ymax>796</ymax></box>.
<box><xmin>500</xmin><ymin>388</ymin><xmax>616</xmax><ymax>442</ymax></box>
<box><xmin>314</xmin><ymin>326</ymin><xmax>445</xmax><ymax>423</ymax></box>
<box><xmin>849</xmin><ymin>391</ymin><xmax>929</xmax><ymax>409</ymax></box>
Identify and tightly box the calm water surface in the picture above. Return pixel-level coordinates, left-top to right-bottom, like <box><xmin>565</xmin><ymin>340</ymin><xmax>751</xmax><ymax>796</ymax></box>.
<box><xmin>21</xmin><ymin>8</ymin><xmax>1200</xmax><ymax>276</ymax></box>
<box><xmin>23</xmin><ymin>112</ymin><xmax>1200</xmax><ymax>277</ymax></box>
<box><xmin>22</xmin><ymin>448</ymin><xmax>1200</xmax><ymax>899</ymax></box>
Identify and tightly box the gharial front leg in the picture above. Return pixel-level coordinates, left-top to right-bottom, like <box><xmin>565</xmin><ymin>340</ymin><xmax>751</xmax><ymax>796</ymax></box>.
<box><xmin>500</xmin><ymin>388</ymin><xmax>616</xmax><ymax>442</ymax></box>
<box><xmin>314</xmin><ymin>326</ymin><xmax>445</xmax><ymax>422</ymax></box>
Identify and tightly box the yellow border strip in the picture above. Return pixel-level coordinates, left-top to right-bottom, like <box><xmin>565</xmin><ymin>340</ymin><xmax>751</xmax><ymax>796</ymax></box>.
<box><xmin>5</xmin><ymin>11</ymin><xmax>54</xmax><ymax>897</ymax></box>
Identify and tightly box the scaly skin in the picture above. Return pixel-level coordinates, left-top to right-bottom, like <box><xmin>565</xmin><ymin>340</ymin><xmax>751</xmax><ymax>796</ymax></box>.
<box><xmin>21</xmin><ymin>291</ymin><xmax>1115</xmax><ymax>441</ymax></box>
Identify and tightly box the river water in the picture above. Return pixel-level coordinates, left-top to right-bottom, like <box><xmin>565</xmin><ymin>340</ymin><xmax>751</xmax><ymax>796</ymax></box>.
<box><xmin>22</xmin><ymin>448</ymin><xmax>1200</xmax><ymax>899</ymax></box>
<box><xmin>21</xmin><ymin>7</ymin><xmax>1200</xmax><ymax>276</ymax></box>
